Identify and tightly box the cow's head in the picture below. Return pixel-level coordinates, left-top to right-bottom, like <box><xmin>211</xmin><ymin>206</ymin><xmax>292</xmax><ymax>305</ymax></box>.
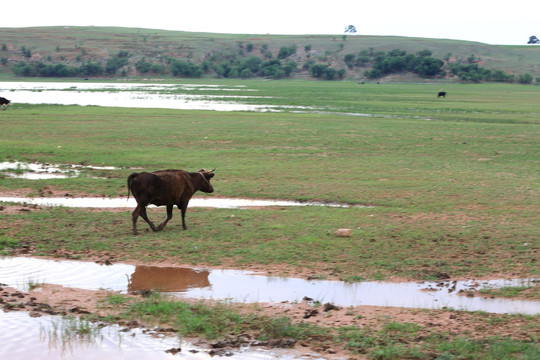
<box><xmin>198</xmin><ymin>168</ymin><xmax>215</xmax><ymax>193</ymax></box>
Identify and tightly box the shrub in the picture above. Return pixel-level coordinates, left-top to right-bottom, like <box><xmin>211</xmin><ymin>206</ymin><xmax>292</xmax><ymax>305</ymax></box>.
<box><xmin>518</xmin><ymin>73</ymin><xmax>533</xmax><ymax>84</ymax></box>
<box><xmin>171</xmin><ymin>60</ymin><xmax>202</xmax><ymax>77</ymax></box>
<box><xmin>135</xmin><ymin>58</ymin><xmax>152</xmax><ymax>73</ymax></box>
<box><xmin>278</xmin><ymin>45</ymin><xmax>296</xmax><ymax>60</ymax></box>
<box><xmin>80</xmin><ymin>61</ymin><xmax>103</xmax><ymax>76</ymax></box>
<box><xmin>14</xmin><ymin>61</ymin><xmax>35</xmax><ymax>76</ymax></box>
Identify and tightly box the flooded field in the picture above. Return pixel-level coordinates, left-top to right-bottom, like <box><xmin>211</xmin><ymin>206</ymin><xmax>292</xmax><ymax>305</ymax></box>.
<box><xmin>0</xmin><ymin>82</ymin><xmax>309</xmax><ymax>112</ymax></box>
<box><xmin>2</xmin><ymin>257</ymin><xmax>539</xmax><ymax>315</ymax></box>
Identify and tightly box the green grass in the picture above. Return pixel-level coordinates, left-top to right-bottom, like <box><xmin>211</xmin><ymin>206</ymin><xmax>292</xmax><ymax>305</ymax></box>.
<box><xmin>102</xmin><ymin>293</ymin><xmax>539</xmax><ymax>359</ymax></box>
<box><xmin>121</xmin><ymin>293</ymin><xmax>325</xmax><ymax>341</ymax></box>
<box><xmin>44</xmin><ymin>315</ymin><xmax>103</xmax><ymax>352</ymax></box>
<box><xmin>479</xmin><ymin>284</ymin><xmax>540</xmax><ymax>299</ymax></box>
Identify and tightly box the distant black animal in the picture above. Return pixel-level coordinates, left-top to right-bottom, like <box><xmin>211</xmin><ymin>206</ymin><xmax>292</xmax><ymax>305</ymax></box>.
<box><xmin>127</xmin><ymin>168</ymin><xmax>215</xmax><ymax>235</ymax></box>
<box><xmin>0</xmin><ymin>97</ymin><xmax>11</xmax><ymax>110</ymax></box>
<box><xmin>437</xmin><ymin>91</ymin><xmax>446</xmax><ymax>98</ymax></box>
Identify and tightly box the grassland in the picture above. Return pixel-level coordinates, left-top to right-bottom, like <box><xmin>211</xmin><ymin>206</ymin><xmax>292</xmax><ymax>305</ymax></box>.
<box><xmin>0</xmin><ymin>80</ymin><xmax>538</xmax><ymax>282</ymax></box>
<box><xmin>0</xmin><ymin>79</ymin><xmax>538</xmax><ymax>358</ymax></box>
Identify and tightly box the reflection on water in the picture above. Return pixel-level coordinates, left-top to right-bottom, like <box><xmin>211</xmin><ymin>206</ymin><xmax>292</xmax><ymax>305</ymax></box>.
<box><xmin>129</xmin><ymin>266</ymin><xmax>210</xmax><ymax>292</ymax></box>
<box><xmin>1</xmin><ymin>257</ymin><xmax>539</xmax><ymax>315</ymax></box>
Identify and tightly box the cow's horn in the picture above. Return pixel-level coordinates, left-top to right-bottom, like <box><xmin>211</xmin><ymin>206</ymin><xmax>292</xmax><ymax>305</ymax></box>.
<box><xmin>210</xmin><ymin>168</ymin><xmax>216</xmax><ymax>172</ymax></box>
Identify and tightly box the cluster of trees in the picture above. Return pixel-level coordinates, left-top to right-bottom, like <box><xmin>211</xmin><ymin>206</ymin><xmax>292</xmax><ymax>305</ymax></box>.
<box><xmin>11</xmin><ymin>46</ymin><xmax>306</xmax><ymax>80</ymax></box>
<box><xmin>448</xmin><ymin>63</ymin><xmax>514</xmax><ymax>83</ymax></box>
<box><xmin>13</xmin><ymin>59</ymin><xmax>126</xmax><ymax>77</ymax></box>
<box><xmin>344</xmin><ymin>49</ymin><xmax>444</xmax><ymax>78</ymax></box>
<box><xmin>13</xmin><ymin>51</ymin><xmax>133</xmax><ymax>77</ymax></box>
<box><xmin>7</xmin><ymin>42</ymin><xmax>538</xmax><ymax>84</ymax></box>
<box><xmin>308</xmin><ymin>63</ymin><xmax>346</xmax><ymax>79</ymax></box>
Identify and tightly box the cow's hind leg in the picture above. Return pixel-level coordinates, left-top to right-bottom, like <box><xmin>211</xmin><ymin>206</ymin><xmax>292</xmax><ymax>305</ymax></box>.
<box><xmin>157</xmin><ymin>205</ymin><xmax>174</xmax><ymax>231</ymax></box>
<box><xmin>132</xmin><ymin>205</ymin><xmax>157</xmax><ymax>234</ymax></box>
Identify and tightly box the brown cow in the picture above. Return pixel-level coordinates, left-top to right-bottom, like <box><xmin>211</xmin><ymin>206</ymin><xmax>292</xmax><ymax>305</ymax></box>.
<box><xmin>127</xmin><ymin>168</ymin><xmax>215</xmax><ymax>235</ymax></box>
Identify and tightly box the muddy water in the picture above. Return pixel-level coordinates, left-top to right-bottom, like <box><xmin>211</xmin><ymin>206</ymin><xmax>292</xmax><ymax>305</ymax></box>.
<box><xmin>0</xmin><ymin>311</ymin><xmax>318</xmax><ymax>360</ymax></box>
<box><xmin>1</xmin><ymin>257</ymin><xmax>538</xmax><ymax>315</ymax></box>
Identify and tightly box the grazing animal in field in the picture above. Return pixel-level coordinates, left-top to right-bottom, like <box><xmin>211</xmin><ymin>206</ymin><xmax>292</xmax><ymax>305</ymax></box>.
<box><xmin>127</xmin><ymin>168</ymin><xmax>215</xmax><ymax>235</ymax></box>
<box><xmin>437</xmin><ymin>91</ymin><xmax>446</xmax><ymax>98</ymax></box>
<box><xmin>0</xmin><ymin>97</ymin><xmax>11</xmax><ymax>110</ymax></box>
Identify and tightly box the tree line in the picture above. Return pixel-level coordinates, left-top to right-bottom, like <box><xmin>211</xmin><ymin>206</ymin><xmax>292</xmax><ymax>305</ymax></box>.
<box><xmin>5</xmin><ymin>44</ymin><xmax>537</xmax><ymax>84</ymax></box>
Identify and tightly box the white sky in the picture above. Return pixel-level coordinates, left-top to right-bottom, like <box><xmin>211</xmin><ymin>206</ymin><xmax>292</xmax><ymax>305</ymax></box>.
<box><xmin>4</xmin><ymin>0</ymin><xmax>538</xmax><ymax>45</ymax></box>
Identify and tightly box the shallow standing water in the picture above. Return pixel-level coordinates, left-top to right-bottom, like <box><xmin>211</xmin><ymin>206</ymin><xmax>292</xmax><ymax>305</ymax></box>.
<box><xmin>1</xmin><ymin>257</ymin><xmax>538</xmax><ymax>315</ymax></box>
<box><xmin>0</xmin><ymin>196</ymin><xmax>365</xmax><ymax>209</ymax></box>
<box><xmin>0</xmin><ymin>311</ymin><xmax>322</xmax><ymax>360</ymax></box>
<box><xmin>0</xmin><ymin>81</ymin><xmax>304</xmax><ymax>112</ymax></box>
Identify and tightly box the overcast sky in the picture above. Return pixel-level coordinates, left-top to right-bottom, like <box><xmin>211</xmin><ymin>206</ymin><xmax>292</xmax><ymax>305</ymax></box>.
<box><xmin>4</xmin><ymin>0</ymin><xmax>538</xmax><ymax>45</ymax></box>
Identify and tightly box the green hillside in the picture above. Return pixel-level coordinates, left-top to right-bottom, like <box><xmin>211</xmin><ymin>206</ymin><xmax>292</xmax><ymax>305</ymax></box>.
<box><xmin>1</xmin><ymin>26</ymin><xmax>539</xmax><ymax>81</ymax></box>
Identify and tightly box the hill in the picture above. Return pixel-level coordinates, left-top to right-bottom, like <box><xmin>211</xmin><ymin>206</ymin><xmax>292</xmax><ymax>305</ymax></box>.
<box><xmin>1</xmin><ymin>26</ymin><xmax>539</xmax><ymax>82</ymax></box>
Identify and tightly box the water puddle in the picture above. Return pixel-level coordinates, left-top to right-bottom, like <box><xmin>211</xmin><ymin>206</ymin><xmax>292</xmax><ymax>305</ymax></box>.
<box><xmin>0</xmin><ymin>196</ymin><xmax>365</xmax><ymax>209</ymax></box>
<box><xmin>1</xmin><ymin>257</ymin><xmax>538</xmax><ymax>315</ymax></box>
<box><xmin>0</xmin><ymin>161</ymin><xmax>117</xmax><ymax>180</ymax></box>
<box><xmin>0</xmin><ymin>311</ymin><xmax>319</xmax><ymax>360</ymax></box>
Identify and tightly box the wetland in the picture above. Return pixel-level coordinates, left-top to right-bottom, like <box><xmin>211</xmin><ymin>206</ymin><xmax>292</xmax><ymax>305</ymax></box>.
<box><xmin>1</xmin><ymin>80</ymin><xmax>539</xmax><ymax>359</ymax></box>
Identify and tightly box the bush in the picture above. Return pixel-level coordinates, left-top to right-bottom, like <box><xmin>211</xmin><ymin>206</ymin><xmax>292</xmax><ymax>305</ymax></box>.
<box><xmin>105</xmin><ymin>55</ymin><xmax>128</xmax><ymax>75</ymax></box>
<box><xmin>240</xmin><ymin>68</ymin><xmax>253</xmax><ymax>78</ymax></box>
<box><xmin>260</xmin><ymin>59</ymin><xmax>283</xmax><ymax>78</ymax></box>
<box><xmin>14</xmin><ymin>61</ymin><xmax>36</xmax><ymax>76</ymax></box>
<box><xmin>283</xmin><ymin>60</ymin><xmax>297</xmax><ymax>76</ymax></box>
<box><xmin>242</xmin><ymin>56</ymin><xmax>262</xmax><ymax>73</ymax></box>
<box><xmin>135</xmin><ymin>58</ymin><xmax>152</xmax><ymax>74</ymax></box>
<box><xmin>344</xmin><ymin>54</ymin><xmax>356</xmax><ymax>69</ymax></box>
<box><xmin>278</xmin><ymin>45</ymin><xmax>296</xmax><ymax>60</ymax></box>
<box><xmin>171</xmin><ymin>60</ymin><xmax>202</xmax><ymax>77</ymax></box>
<box><xmin>309</xmin><ymin>63</ymin><xmax>327</xmax><ymax>78</ymax></box>
<box><xmin>80</xmin><ymin>61</ymin><xmax>103</xmax><ymax>76</ymax></box>
<box><xmin>309</xmin><ymin>64</ymin><xmax>345</xmax><ymax>80</ymax></box>
<box><xmin>518</xmin><ymin>73</ymin><xmax>533</xmax><ymax>84</ymax></box>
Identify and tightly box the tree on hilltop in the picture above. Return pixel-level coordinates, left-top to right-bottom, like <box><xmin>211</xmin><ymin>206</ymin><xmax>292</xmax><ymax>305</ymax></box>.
<box><xmin>344</xmin><ymin>25</ymin><xmax>357</xmax><ymax>34</ymax></box>
<box><xmin>527</xmin><ymin>35</ymin><xmax>539</xmax><ymax>44</ymax></box>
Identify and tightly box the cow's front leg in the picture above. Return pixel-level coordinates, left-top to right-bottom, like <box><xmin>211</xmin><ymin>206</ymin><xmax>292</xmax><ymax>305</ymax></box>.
<box><xmin>139</xmin><ymin>206</ymin><xmax>157</xmax><ymax>232</ymax></box>
<box><xmin>157</xmin><ymin>205</ymin><xmax>174</xmax><ymax>231</ymax></box>
<box><xmin>178</xmin><ymin>201</ymin><xmax>189</xmax><ymax>230</ymax></box>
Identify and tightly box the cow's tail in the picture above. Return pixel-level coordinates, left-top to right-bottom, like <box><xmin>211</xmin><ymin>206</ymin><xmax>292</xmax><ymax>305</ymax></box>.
<box><xmin>127</xmin><ymin>173</ymin><xmax>138</xmax><ymax>201</ymax></box>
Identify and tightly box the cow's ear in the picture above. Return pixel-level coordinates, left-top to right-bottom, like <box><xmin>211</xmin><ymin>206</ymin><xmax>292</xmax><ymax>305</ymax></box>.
<box><xmin>205</xmin><ymin>173</ymin><xmax>215</xmax><ymax>179</ymax></box>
